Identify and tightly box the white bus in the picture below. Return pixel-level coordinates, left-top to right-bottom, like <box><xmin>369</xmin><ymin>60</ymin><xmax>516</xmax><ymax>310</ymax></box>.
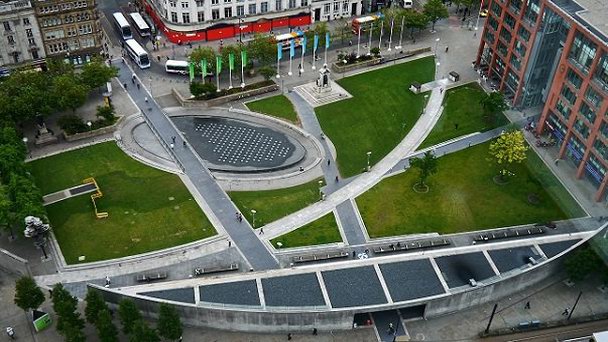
<box><xmin>125</xmin><ymin>39</ymin><xmax>150</xmax><ymax>69</ymax></box>
<box><xmin>113</xmin><ymin>12</ymin><xmax>132</xmax><ymax>40</ymax></box>
<box><xmin>129</xmin><ymin>12</ymin><xmax>151</xmax><ymax>37</ymax></box>
<box><xmin>274</xmin><ymin>30</ymin><xmax>304</xmax><ymax>50</ymax></box>
<box><xmin>165</xmin><ymin>60</ymin><xmax>189</xmax><ymax>75</ymax></box>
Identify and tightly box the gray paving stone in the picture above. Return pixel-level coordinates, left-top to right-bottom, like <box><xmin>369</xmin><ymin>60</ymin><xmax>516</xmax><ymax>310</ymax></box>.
<box><xmin>379</xmin><ymin>259</ymin><xmax>445</xmax><ymax>302</ymax></box>
<box><xmin>199</xmin><ymin>280</ymin><xmax>260</xmax><ymax>306</ymax></box>
<box><xmin>434</xmin><ymin>252</ymin><xmax>495</xmax><ymax>288</ymax></box>
<box><xmin>540</xmin><ymin>239</ymin><xmax>581</xmax><ymax>259</ymax></box>
<box><xmin>139</xmin><ymin>287</ymin><xmax>195</xmax><ymax>304</ymax></box>
<box><xmin>488</xmin><ymin>246</ymin><xmax>540</xmax><ymax>273</ymax></box>
<box><xmin>261</xmin><ymin>273</ymin><xmax>325</xmax><ymax>307</ymax></box>
<box><xmin>322</xmin><ymin>266</ymin><xmax>387</xmax><ymax>308</ymax></box>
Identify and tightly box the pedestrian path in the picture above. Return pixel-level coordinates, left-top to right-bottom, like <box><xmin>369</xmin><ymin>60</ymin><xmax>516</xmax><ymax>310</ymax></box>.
<box><xmin>288</xmin><ymin>91</ymin><xmax>369</xmax><ymax>246</ymax></box>
<box><xmin>372</xmin><ymin>310</ymin><xmax>408</xmax><ymax>342</ymax></box>
<box><xmin>115</xmin><ymin>59</ymin><xmax>279</xmax><ymax>271</ymax></box>
<box><xmin>42</xmin><ymin>181</ymin><xmax>97</xmax><ymax>206</ymax></box>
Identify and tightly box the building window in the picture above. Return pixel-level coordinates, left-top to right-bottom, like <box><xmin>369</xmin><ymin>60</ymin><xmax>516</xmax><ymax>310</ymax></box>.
<box><xmin>196</xmin><ymin>0</ymin><xmax>204</xmax><ymax>6</ymax></box>
<box><xmin>342</xmin><ymin>1</ymin><xmax>348</xmax><ymax>12</ymax></box>
<box><xmin>523</xmin><ymin>0</ymin><xmax>540</xmax><ymax>25</ymax></box>
<box><xmin>198</xmin><ymin>11</ymin><xmax>205</xmax><ymax>21</ymax></box>
<box><xmin>579</xmin><ymin>102</ymin><xmax>596</xmax><ymax>123</ymax></box>
<box><xmin>212</xmin><ymin>0</ymin><xmax>219</xmax><ymax>5</ymax></box>
<box><xmin>26</xmin><ymin>28</ymin><xmax>33</xmax><ymax>37</ymax></box>
<box><xmin>28</xmin><ymin>38</ymin><xmax>36</xmax><ymax>45</ymax></box>
<box><xmin>499</xmin><ymin>27</ymin><xmax>512</xmax><ymax>43</ymax></box>
<box><xmin>169</xmin><ymin>1</ymin><xmax>176</xmax><ymax>7</ymax></box>
<box><xmin>487</xmin><ymin>16</ymin><xmax>498</xmax><ymax>32</ymax></box>
<box><xmin>510</xmin><ymin>54</ymin><xmax>521</xmax><ymax>71</ymax></box>
<box><xmin>569</xmin><ymin>31</ymin><xmax>597</xmax><ymax>74</ymax></box>
<box><xmin>594</xmin><ymin>138</ymin><xmax>608</xmax><ymax>161</ymax></box>
<box><xmin>509</xmin><ymin>0</ymin><xmax>522</xmax><ymax>14</ymax></box>
<box><xmin>7</xmin><ymin>35</ymin><xmax>15</xmax><ymax>44</ymax></box>
<box><xmin>324</xmin><ymin>3</ymin><xmax>330</xmax><ymax>14</ymax></box>
<box><xmin>514</xmin><ymin>40</ymin><xmax>526</xmax><ymax>57</ymax></box>
<box><xmin>573</xmin><ymin>119</ymin><xmax>590</xmax><ymax>140</ymax></box>
<box><xmin>3</xmin><ymin>21</ymin><xmax>11</xmax><ymax>31</ymax></box>
<box><xmin>566</xmin><ymin>68</ymin><xmax>583</xmax><ymax>90</ymax></box>
<box><xmin>212</xmin><ymin>9</ymin><xmax>220</xmax><ymax>19</ymax></box>
<box><xmin>171</xmin><ymin>12</ymin><xmax>178</xmax><ymax>22</ymax></box>
<box><xmin>224</xmin><ymin>7</ymin><xmax>232</xmax><ymax>17</ymax></box>
<box><xmin>260</xmin><ymin>2</ymin><xmax>268</xmax><ymax>12</ymax></box>
<box><xmin>555</xmin><ymin>98</ymin><xmax>571</xmax><ymax>119</ymax></box>
<box><xmin>183</xmin><ymin>13</ymin><xmax>190</xmax><ymax>23</ymax></box>
<box><xmin>333</xmin><ymin>2</ymin><xmax>339</xmax><ymax>12</ymax></box>
<box><xmin>504</xmin><ymin>13</ymin><xmax>515</xmax><ymax>30</ymax></box>
<box><xmin>600</xmin><ymin>121</ymin><xmax>608</xmax><ymax>140</ymax></box>
<box><xmin>517</xmin><ymin>26</ymin><xmax>530</xmax><ymax>41</ymax></box>
<box><xmin>181</xmin><ymin>1</ymin><xmax>189</xmax><ymax>8</ymax></box>
<box><xmin>301</xmin><ymin>0</ymin><xmax>308</xmax><ymax>6</ymax></box>
<box><xmin>275</xmin><ymin>0</ymin><xmax>282</xmax><ymax>10</ymax></box>
<box><xmin>585</xmin><ymin>87</ymin><xmax>603</xmax><ymax>108</ymax></box>
<box><xmin>594</xmin><ymin>53</ymin><xmax>608</xmax><ymax>91</ymax></box>
<box><xmin>32</xmin><ymin>50</ymin><xmax>39</xmax><ymax>59</ymax></box>
<box><xmin>248</xmin><ymin>3</ymin><xmax>256</xmax><ymax>14</ymax></box>
<box><xmin>490</xmin><ymin>2</ymin><xmax>502</xmax><ymax>17</ymax></box>
<box><xmin>236</xmin><ymin>5</ymin><xmax>244</xmax><ymax>15</ymax></box>
<box><xmin>289</xmin><ymin>0</ymin><xmax>296</xmax><ymax>9</ymax></box>
<box><xmin>23</xmin><ymin>18</ymin><xmax>30</xmax><ymax>26</ymax></box>
<box><xmin>560</xmin><ymin>84</ymin><xmax>577</xmax><ymax>105</ymax></box>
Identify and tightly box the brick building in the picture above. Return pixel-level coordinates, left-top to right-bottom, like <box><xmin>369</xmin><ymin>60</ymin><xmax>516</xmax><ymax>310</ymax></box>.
<box><xmin>0</xmin><ymin>0</ymin><xmax>45</xmax><ymax>74</ymax></box>
<box><xmin>475</xmin><ymin>0</ymin><xmax>608</xmax><ymax>201</ymax></box>
<box><xmin>33</xmin><ymin>0</ymin><xmax>102</xmax><ymax>65</ymax></box>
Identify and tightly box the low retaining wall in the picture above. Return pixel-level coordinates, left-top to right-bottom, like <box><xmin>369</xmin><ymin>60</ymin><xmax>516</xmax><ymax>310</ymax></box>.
<box><xmin>0</xmin><ymin>247</ymin><xmax>31</xmax><ymax>276</ymax></box>
<box><xmin>173</xmin><ymin>83</ymin><xmax>280</xmax><ymax>108</ymax></box>
<box><xmin>63</xmin><ymin>116</ymin><xmax>125</xmax><ymax>142</ymax></box>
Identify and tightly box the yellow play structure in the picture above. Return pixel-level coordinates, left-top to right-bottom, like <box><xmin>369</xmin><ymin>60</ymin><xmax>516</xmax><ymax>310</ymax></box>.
<box><xmin>83</xmin><ymin>177</ymin><xmax>108</xmax><ymax>219</ymax></box>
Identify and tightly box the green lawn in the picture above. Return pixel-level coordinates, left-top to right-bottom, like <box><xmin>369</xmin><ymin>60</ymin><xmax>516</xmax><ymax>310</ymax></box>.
<box><xmin>270</xmin><ymin>213</ymin><xmax>341</xmax><ymax>248</ymax></box>
<box><xmin>316</xmin><ymin>57</ymin><xmax>435</xmax><ymax>177</ymax></box>
<box><xmin>29</xmin><ymin>142</ymin><xmax>215</xmax><ymax>264</ymax></box>
<box><xmin>357</xmin><ymin>142</ymin><xmax>585</xmax><ymax>238</ymax></box>
<box><xmin>229</xmin><ymin>179</ymin><xmax>323</xmax><ymax>227</ymax></box>
<box><xmin>246</xmin><ymin>95</ymin><xmax>299</xmax><ymax>124</ymax></box>
<box><xmin>419</xmin><ymin>83</ymin><xmax>509</xmax><ymax>149</ymax></box>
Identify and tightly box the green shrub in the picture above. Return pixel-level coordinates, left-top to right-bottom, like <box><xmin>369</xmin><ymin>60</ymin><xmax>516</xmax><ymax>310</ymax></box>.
<box><xmin>58</xmin><ymin>115</ymin><xmax>87</xmax><ymax>135</ymax></box>
<box><xmin>258</xmin><ymin>65</ymin><xmax>275</xmax><ymax>81</ymax></box>
<box><xmin>190</xmin><ymin>81</ymin><xmax>216</xmax><ymax>97</ymax></box>
<box><xmin>96</xmin><ymin>105</ymin><xmax>115</xmax><ymax>123</ymax></box>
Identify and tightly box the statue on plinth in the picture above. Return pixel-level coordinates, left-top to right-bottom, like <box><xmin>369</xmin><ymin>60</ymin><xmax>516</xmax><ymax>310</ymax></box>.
<box><xmin>24</xmin><ymin>216</ymin><xmax>51</xmax><ymax>259</ymax></box>
<box><xmin>315</xmin><ymin>64</ymin><xmax>332</xmax><ymax>93</ymax></box>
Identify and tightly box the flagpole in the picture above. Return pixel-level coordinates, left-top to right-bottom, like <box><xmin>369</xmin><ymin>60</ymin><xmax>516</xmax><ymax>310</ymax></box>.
<box><xmin>378</xmin><ymin>21</ymin><xmax>384</xmax><ymax>50</ymax></box>
<box><xmin>241</xmin><ymin>58</ymin><xmax>245</xmax><ymax>88</ymax></box>
<box><xmin>368</xmin><ymin>22</ymin><xmax>373</xmax><ymax>55</ymax></box>
<box><xmin>312</xmin><ymin>48</ymin><xmax>316</xmax><ymax>70</ymax></box>
<box><xmin>396</xmin><ymin>17</ymin><xmax>404</xmax><ymax>50</ymax></box>
<box><xmin>229</xmin><ymin>67</ymin><xmax>233</xmax><ymax>89</ymax></box>
<box><xmin>300</xmin><ymin>44</ymin><xmax>305</xmax><ymax>74</ymax></box>
<box><xmin>216</xmin><ymin>72</ymin><xmax>220</xmax><ymax>92</ymax></box>
<box><xmin>324</xmin><ymin>36</ymin><xmax>328</xmax><ymax>65</ymax></box>
<box><xmin>357</xmin><ymin>26</ymin><xmax>361</xmax><ymax>58</ymax></box>
<box><xmin>388</xmin><ymin>19</ymin><xmax>394</xmax><ymax>51</ymax></box>
<box><xmin>276</xmin><ymin>44</ymin><xmax>281</xmax><ymax>79</ymax></box>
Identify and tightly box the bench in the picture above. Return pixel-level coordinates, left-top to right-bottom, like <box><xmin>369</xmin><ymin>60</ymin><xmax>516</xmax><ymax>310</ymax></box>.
<box><xmin>136</xmin><ymin>272</ymin><xmax>168</xmax><ymax>283</ymax></box>
<box><xmin>193</xmin><ymin>263</ymin><xmax>239</xmax><ymax>276</ymax></box>
<box><xmin>372</xmin><ymin>239</ymin><xmax>450</xmax><ymax>254</ymax></box>
<box><xmin>291</xmin><ymin>251</ymin><xmax>349</xmax><ymax>264</ymax></box>
<box><xmin>474</xmin><ymin>227</ymin><xmax>544</xmax><ymax>242</ymax></box>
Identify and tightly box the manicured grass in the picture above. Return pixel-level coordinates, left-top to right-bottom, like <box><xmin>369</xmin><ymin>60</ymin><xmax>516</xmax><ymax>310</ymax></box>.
<box><xmin>357</xmin><ymin>142</ymin><xmax>585</xmax><ymax>238</ymax></box>
<box><xmin>229</xmin><ymin>179</ymin><xmax>323</xmax><ymax>227</ymax></box>
<box><xmin>316</xmin><ymin>57</ymin><xmax>435</xmax><ymax>177</ymax></box>
<box><xmin>270</xmin><ymin>213</ymin><xmax>341</xmax><ymax>248</ymax></box>
<box><xmin>419</xmin><ymin>83</ymin><xmax>509</xmax><ymax>149</ymax></box>
<box><xmin>246</xmin><ymin>95</ymin><xmax>299</xmax><ymax>124</ymax></box>
<box><xmin>29</xmin><ymin>142</ymin><xmax>215</xmax><ymax>264</ymax></box>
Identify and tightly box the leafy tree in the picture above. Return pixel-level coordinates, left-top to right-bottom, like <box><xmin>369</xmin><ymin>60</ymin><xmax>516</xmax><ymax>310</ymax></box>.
<box><xmin>258</xmin><ymin>65</ymin><xmax>276</xmax><ymax>80</ymax></box>
<box><xmin>410</xmin><ymin>151</ymin><xmax>438</xmax><ymax>189</ymax></box>
<box><xmin>51</xmin><ymin>283</ymin><xmax>85</xmax><ymax>341</ymax></box>
<box><xmin>423</xmin><ymin>0</ymin><xmax>449</xmax><ymax>31</ymax></box>
<box><xmin>157</xmin><ymin>303</ymin><xmax>183</xmax><ymax>341</ymax></box>
<box><xmin>118</xmin><ymin>299</ymin><xmax>142</xmax><ymax>335</ymax></box>
<box><xmin>0</xmin><ymin>185</ymin><xmax>12</xmax><ymax>238</ymax></box>
<box><xmin>480</xmin><ymin>91</ymin><xmax>508</xmax><ymax>122</ymax></box>
<box><xmin>564</xmin><ymin>246</ymin><xmax>604</xmax><ymax>282</ymax></box>
<box><xmin>190</xmin><ymin>82</ymin><xmax>216</xmax><ymax>97</ymax></box>
<box><xmin>220</xmin><ymin>44</ymin><xmax>243</xmax><ymax>69</ymax></box>
<box><xmin>130</xmin><ymin>320</ymin><xmax>160</xmax><ymax>342</ymax></box>
<box><xmin>305</xmin><ymin>22</ymin><xmax>330</xmax><ymax>51</ymax></box>
<box><xmin>14</xmin><ymin>276</ymin><xmax>45</xmax><ymax>311</ymax></box>
<box><xmin>96</xmin><ymin>309</ymin><xmax>119</xmax><ymax>342</ymax></box>
<box><xmin>404</xmin><ymin>10</ymin><xmax>429</xmax><ymax>39</ymax></box>
<box><xmin>58</xmin><ymin>115</ymin><xmax>87</xmax><ymax>135</ymax></box>
<box><xmin>7</xmin><ymin>173</ymin><xmax>46</xmax><ymax>226</ymax></box>
<box><xmin>0</xmin><ymin>71</ymin><xmax>55</xmax><ymax>122</ymax></box>
<box><xmin>488</xmin><ymin>130</ymin><xmax>528</xmax><ymax>179</ymax></box>
<box><xmin>189</xmin><ymin>46</ymin><xmax>216</xmax><ymax>71</ymax></box>
<box><xmin>247</xmin><ymin>34</ymin><xmax>275</xmax><ymax>66</ymax></box>
<box><xmin>46</xmin><ymin>57</ymin><xmax>76</xmax><ymax>77</ymax></box>
<box><xmin>81</xmin><ymin>57</ymin><xmax>118</xmax><ymax>90</ymax></box>
<box><xmin>334</xmin><ymin>17</ymin><xmax>351</xmax><ymax>45</ymax></box>
<box><xmin>53</xmin><ymin>74</ymin><xmax>90</xmax><ymax>112</ymax></box>
<box><xmin>96</xmin><ymin>105</ymin><xmax>116</xmax><ymax>123</ymax></box>
<box><xmin>85</xmin><ymin>289</ymin><xmax>108</xmax><ymax>324</ymax></box>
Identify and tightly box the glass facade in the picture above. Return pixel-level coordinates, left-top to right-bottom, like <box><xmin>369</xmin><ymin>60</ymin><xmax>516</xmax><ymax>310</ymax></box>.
<box><xmin>569</xmin><ymin>31</ymin><xmax>597</xmax><ymax>74</ymax></box>
<box><xmin>594</xmin><ymin>53</ymin><xmax>608</xmax><ymax>91</ymax></box>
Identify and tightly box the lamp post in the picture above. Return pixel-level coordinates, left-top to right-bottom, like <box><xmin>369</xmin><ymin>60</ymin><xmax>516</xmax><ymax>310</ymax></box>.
<box><xmin>366</xmin><ymin>151</ymin><xmax>372</xmax><ymax>171</ymax></box>
<box><xmin>251</xmin><ymin>209</ymin><xmax>257</xmax><ymax>228</ymax></box>
<box><xmin>434</xmin><ymin>37</ymin><xmax>440</xmax><ymax>54</ymax></box>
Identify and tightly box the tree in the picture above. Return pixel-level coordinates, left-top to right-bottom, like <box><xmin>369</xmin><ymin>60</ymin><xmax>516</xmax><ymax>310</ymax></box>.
<box><xmin>0</xmin><ymin>71</ymin><xmax>55</xmax><ymax>123</ymax></box>
<box><xmin>157</xmin><ymin>303</ymin><xmax>183</xmax><ymax>341</ymax></box>
<box><xmin>564</xmin><ymin>246</ymin><xmax>604</xmax><ymax>282</ymax></box>
<box><xmin>96</xmin><ymin>309</ymin><xmax>119</xmax><ymax>342</ymax></box>
<box><xmin>220</xmin><ymin>44</ymin><xmax>243</xmax><ymax>69</ymax></box>
<box><xmin>423</xmin><ymin>0</ymin><xmax>449</xmax><ymax>31</ymax></box>
<box><xmin>190</xmin><ymin>82</ymin><xmax>216</xmax><ymax>97</ymax></box>
<box><xmin>488</xmin><ymin>130</ymin><xmax>528</xmax><ymax>179</ymax></box>
<box><xmin>130</xmin><ymin>320</ymin><xmax>160</xmax><ymax>342</ymax></box>
<box><xmin>335</xmin><ymin>17</ymin><xmax>351</xmax><ymax>45</ymax></box>
<box><xmin>118</xmin><ymin>299</ymin><xmax>142</xmax><ymax>335</ymax></box>
<box><xmin>480</xmin><ymin>91</ymin><xmax>508</xmax><ymax>122</ymax></box>
<box><xmin>410</xmin><ymin>151</ymin><xmax>438</xmax><ymax>189</ymax></box>
<box><xmin>85</xmin><ymin>289</ymin><xmax>108</xmax><ymax>324</ymax></box>
<box><xmin>189</xmin><ymin>46</ymin><xmax>216</xmax><ymax>72</ymax></box>
<box><xmin>404</xmin><ymin>10</ymin><xmax>429</xmax><ymax>39</ymax></box>
<box><xmin>51</xmin><ymin>283</ymin><xmax>85</xmax><ymax>341</ymax></box>
<box><xmin>247</xmin><ymin>34</ymin><xmax>275</xmax><ymax>66</ymax></box>
<box><xmin>0</xmin><ymin>185</ymin><xmax>12</xmax><ymax>238</ymax></box>
<box><xmin>14</xmin><ymin>276</ymin><xmax>45</xmax><ymax>312</ymax></box>
<box><xmin>53</xmin><ymin>74</ymin><xmax>90</xmax><ymax>112</ymax></box>
<box><xmin>305</xmin><ymin>22</ymin><xmax>330</xmax><ymax>51</ymax></box>
<box><xmin>258</xmin><ymin>65</ymin><xmax>275</xmax><ymax>80</ymax></box>
<box><xmin>81</xmin><ymin>57</ymin><xmax>118</xmax><ymax>90</ymax></box>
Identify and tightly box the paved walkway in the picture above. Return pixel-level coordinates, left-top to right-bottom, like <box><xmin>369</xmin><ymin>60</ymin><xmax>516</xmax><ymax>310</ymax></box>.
<box><xmin>116</xmin><ymin>60</ymin><xmax>279</xmax><ymax>271</ymax></box>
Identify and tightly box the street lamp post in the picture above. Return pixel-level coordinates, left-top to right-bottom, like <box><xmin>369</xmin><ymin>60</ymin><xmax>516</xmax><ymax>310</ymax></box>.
<box><xmin>434</xmin><ymin>37</ymin><xmax>440</xmax><ymax>55</ymax></box>
<box><xmin>366</xmin><ymin>151</ymin><xmax>372</xmax><ymax>171</ymax></box>
<box><xmin>251</xmin><ymin>209</ymin><xmax>257</xmax><ymax>228</ymax></box>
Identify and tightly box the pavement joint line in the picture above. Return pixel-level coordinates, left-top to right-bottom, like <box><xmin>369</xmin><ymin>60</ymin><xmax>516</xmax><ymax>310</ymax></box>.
<box><xmin>316</xmin><ymin>271</ymin><xmax>333</xmax><ymax>309</ymax></box>
<box><xmin>374</xmin><ymin>264</ymin><xmax>394</xmax><ymax>304</ymax></box>
<box><xmin>429</xmin><ymin>257</ymin><xmax>451</xmax><ymax>294</ymax></box>
<box><xmin>483</xmin><ymin>250</ymin><xmax>501</xmax><ymax>276</ymax></box>
<box><xmin>256</xmin><ymin>278</ymin><xmax>266</xmax><ymax>309</ymax></box>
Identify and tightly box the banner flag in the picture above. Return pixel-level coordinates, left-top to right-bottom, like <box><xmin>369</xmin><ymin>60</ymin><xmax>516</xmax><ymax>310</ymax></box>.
<box><xmin>289</xmin><ymin>39</ymin><xmax>295</xmax><ymax>58</ymax></box>
<box><xmin>277</xmin><ymin>43</ymin><xmax>283</xmax><ymax>60</ymax></box>
<box><xmin>216</xmin><ymin>56</ymin><xmax>222</xmax><ymax>74</ymax></box>
<box><xmin>325</xmin><ymin>32</ymin><xmax>330</xmax><ymax>49</ymax></box>
<box><xmin>188</xmin><ymin>62</ymin><xmax>195</xmax><ymax>82</ymax></box>
<box><xmin>229</xmin><ymin>53</ymin><xmax>235</xmax><ymax>71</ymax></box>
<box><xmin>313</xmin><ymin>34</ymin><xmax>319</xmax><ymax>52</ymax></box>
<box><xmin>201</xmin><ymin>59</ymin><xmax>207</xmax><ymax>81</ymax></box>
<box><xmin>301</xmin><ymin>36</ymin><xmax>307</xmax><ymax>56</ymax></box>
<box><xmin>241</xmin><ymin>50</ymin><xmax>247</xmax><ymax>66</ymax></box>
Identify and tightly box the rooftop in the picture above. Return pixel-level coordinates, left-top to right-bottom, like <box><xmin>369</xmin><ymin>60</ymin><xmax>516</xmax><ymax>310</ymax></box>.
<box><xmin>551</xmin><ymin>0</ymin><xmax>608</xmax><ymax>44</ymax></box>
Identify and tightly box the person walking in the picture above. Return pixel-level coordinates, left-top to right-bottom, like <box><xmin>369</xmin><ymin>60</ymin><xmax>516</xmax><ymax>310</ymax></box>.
<box><xmin>137</xmin><ymin>83</ymin><xmax>140</xmax><ymax>90</ymax></box>
<box><xmin>6</xmin><ymin>327</ymin><xmax>15</xmax><ymax>339</ymax></box>
<box><xmin>524</xmin><ymin>301</ymin><xmax>530</xmax><ymax>309</ymax></box>
<box><xmin>259</xmin><ymin>228</ymin><xmax>264</xmax><ymax>235</ymax></box>
<box><xmin>445</xmin><ymin>46</ymin><xmax>449</xmax><ymax>53</ymax></box>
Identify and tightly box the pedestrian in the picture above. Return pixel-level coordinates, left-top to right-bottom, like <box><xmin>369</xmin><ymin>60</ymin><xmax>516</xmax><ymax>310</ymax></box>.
<box><xmin>299</xmin><ymin>166</ymin><xmax>304</xmax><ymax>172</ymax></box>
<box><xmin>124</xmin><ymin>83</ymin><xmax>128</xmax><ymax>89</ymax></box>
<box><xmin>554</xmin><ymin>159</ymin><xmax>559</xmax><ymax>165</ymax></box>
<box><xmin>132</xmin><ymin>73</ymin><xmax>137</xmax><ymax>81</ymax></box>
<box><xmin>562</xmin><ymin>308</ymin><xmax>570</xmax><ymax>316</ymax></box>
<box><xmin>524</xmin><ymin>301</ymin><xmax>530</xmax><ymax>309</ymax></box>
<box><xmin>445</xmin><ymin>46</ymin><xmax>449</xmax><ymax>53</ymax></box>
<box><xmin>183</xmin><ymin>141</ymin><xmax>186</xmax><ymax>147</ymax></box>
<box><xmin>312</xmin><ymin>328</ymin><xmax>318</xmax><ymax>335</ymax></box>
<box><xmin>228</xmin><ymin>240</ymin><xmax>231</xmax><ymax>247</ymax></box>
<box><xmin>327</xmin><ymin>159</ymin><xmax>331</xmax><ymax>166</ymax></box>
<box><xmin>287</xmin><ymin>333</ymin><xmax>292</xmax><ymax>340</ymax></box>
<box><xmin>6</xmin><ymin>327</ymin><xmax>15</xmax><ymax>339</ymax></box>
<box><xmin>440</xmin><ymin>88</ymin><xmax>444</xmax><ymax>94</ymax></box>
<box><xmin>132</xmin><ymin>77</ymin><xmax>135</xmax><ymax>84</ymax></box>
<box><xmin>298</xmin><ymin>64</ymin><xmax>302</xmax><ymax>77</ymax></box>
<box><xmin>454</xmin><ymin>123</ymin><xmax>459</xmax><ymax>130</ymax></box>
<box><xmin>137</xmin><ymin>83</ymin><xmax>140</xmax><ymax>90</ymax></box>
<box><xmin>335</xmin><ymin>176</ymin><xmax>339</xmax><ymax>183</ymax></box>
<box><xmin>170</xmin><ymin>143</ymin><xmax>174</xmax><ymax>149</ymax></box>
<box><xmin>235</xmin><ymin>212</ymin><xmax>240</xmax><ymax>220</ymax></box>
<box><xmin>352</xmin><ymin>250</ymin><xmax>356</xmax><ymax>258</ymax></box>
<box><xmin>349</xmin><ymin>40</ymin><xmax>353</xmax><ymax>46</ymax></box>
<box><xmin>259</xmin><ymin>228</ymin><xmax>264</xmax><ymax>235</ymax></box>
<box><xmin>157</xmin><ymin>55</ymin><xmax>161</xmax><ymax>62</ymax></box>
<box><xmin>172</xmin><ymin>136</ymin><xmax>176</xmax><ymax>143</ymax></box>
<box><xmin>388</xmin><ymin>322</ymin><xmax>395</xmax><ymax>334</ymax></box>
<box><xmin>105</xmin><ymin>276</ymin><xmax>111</xmax><ymax>288</ymax></box>
<box><xmin>144</xmin><ymin>96</ymin><xmax>148</xmax><ymax>102</ymax></box>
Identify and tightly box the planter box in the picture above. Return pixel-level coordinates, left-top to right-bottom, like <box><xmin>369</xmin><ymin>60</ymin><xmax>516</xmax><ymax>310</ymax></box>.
<box><xmin>63</xmin><ymin>116</ymin><xmax>124</xmax><ymax>142</ymax></box>
<box><xmin>331</xmin><ymin>47</ymin><xmax>432</xmax><ymax>74</ymax></box>
<box><xmin>173</xmin><ymin>82</ymin><xmax>280</xmax><ymax>108</ymax></box>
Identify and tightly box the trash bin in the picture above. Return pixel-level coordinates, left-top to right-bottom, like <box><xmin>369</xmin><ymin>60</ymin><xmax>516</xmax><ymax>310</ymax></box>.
<box><xmin>449</xmin><ymin>71</ymin><xmax>460</xmax><ymax>82</ymax></box>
